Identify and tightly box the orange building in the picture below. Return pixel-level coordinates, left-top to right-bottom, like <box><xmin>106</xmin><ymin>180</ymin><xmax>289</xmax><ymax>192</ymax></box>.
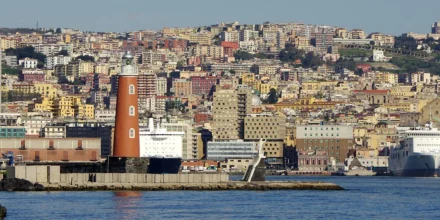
<box><xmin>113</xmin><ymin>52</ymin><xmax>140</xmax><ymax>157</ymax></box>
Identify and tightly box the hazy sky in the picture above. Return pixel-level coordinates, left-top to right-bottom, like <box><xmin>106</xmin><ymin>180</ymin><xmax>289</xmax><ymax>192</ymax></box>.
<box><xmin>0</xmin><ymin>0</ymin><xmax>439</xmax><ymax>35</ymax></box>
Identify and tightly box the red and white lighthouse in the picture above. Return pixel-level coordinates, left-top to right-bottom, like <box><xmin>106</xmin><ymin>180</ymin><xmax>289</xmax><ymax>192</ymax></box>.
<box><xmin>113</xmin><ymin>51</ymin><xmax>140</xmax><ymax>157</ymax></box>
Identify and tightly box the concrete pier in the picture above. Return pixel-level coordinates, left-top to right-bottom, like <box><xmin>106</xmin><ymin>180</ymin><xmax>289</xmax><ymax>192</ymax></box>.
<box><xmin>41</xmin><ymin>181</ymin><xmax>344</xmax><ymax>191</ymax></box>
<box><xmin>5</xmin><ymin>166</ymin><xmax>344</xmax><ymax>191</ymax></box>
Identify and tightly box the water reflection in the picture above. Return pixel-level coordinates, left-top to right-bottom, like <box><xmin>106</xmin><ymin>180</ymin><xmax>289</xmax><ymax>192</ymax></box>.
<box><xmin>113</xmin><ymin>191</ymin><xmax>142</xmax><ymax>219</ymax></box>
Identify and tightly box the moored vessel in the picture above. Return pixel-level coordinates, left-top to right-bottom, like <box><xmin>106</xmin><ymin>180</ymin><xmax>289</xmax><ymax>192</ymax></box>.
<box><xmin>389</xmin><ymin>120</ymin><xmax>440</xmax><ymax>177</ymax></box>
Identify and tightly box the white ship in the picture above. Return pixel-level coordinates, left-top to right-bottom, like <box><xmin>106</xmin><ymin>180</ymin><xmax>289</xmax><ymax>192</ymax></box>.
<box><xmin>389</xmin><ymin>121</ymin><xmax>440</xmax><ymax>177</ymax></box>
<box><xmin>139</xmin><ymin>118</ymin><xmax>184</xmax><ymax>174</ymax></box>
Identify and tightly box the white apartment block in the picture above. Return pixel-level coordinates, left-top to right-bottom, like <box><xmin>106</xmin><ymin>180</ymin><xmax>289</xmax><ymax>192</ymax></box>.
<box><xmin>19</xmin><ymin>58</ymin><xmax>38</xmax><ymax>69</ymax></box>
<box><xmin>46</xmin><ymin>55</ymin><xmax>72</xmax><ymax>69</ymax></box>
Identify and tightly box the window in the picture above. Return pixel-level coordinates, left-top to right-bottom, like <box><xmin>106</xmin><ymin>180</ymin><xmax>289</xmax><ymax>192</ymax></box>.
<box><xmin>129</xmin><ymin>128</ymin><xmax>135</xmax><ymax>138</ymax></box>
<box><xmin>129</xmin><ymin>84</ymin><xmax>135</xmax><ymax>94</ymax></box>
<box><xmin>129</xmin><ymin>106</ymin><xmax>135</xmax><ymax>116</ymax></box>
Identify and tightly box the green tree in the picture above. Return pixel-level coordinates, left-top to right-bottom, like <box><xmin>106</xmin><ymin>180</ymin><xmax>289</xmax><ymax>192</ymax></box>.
<box><xmin>56</xmin><ymin>28</ymin><xmax>62</xmax><ymax>34</ymax></box>
<box><xmin>267</xmin><ymin>88</ymin><xmax>278</xmax><ymax>104</ymax></box>
<box><xmin>58</xmin><ymin>75</ymin><xmax>71</xmax><ymax>84</ymax></box>
<box><xmin>5</xmin><ymin>46</ymin><xmax>46</xmax><ymax>64</ymax></box>
<box><xmin>165</xmin><ymin>91</ymin><xmax>175</xmax><ymax>96</ymax></box>
<box><xmin>234</xmin><ymin>50</ymin><xmax>254</xmax><ymax>60</ymax></box>
<box><xmin>303</xmin><ymin>52</ymin><xmax>323</xmax><ymax>68</ymax></box>
<box><xmin>176</xmin><ymin>61</ymin><xmax>185</xmax><ymax>68</ymax></box>
<box><xmin>1</xmin><ymin>64</ymin><xmax>20</xmax><ymax>75</ymax></box>
<box><xmin>394</xmin><ymin>36</ymin><xmax>418</xmax><ymax>50</ymax></box>
<box><xmin>75</xmin><ymin>55</ymin><xmax>94</xmax><ymax>62</ymax></box>
<box><xmin>57</xmin><ymin>50</ymin><xmax>69</xmax><ymax>56</ymax></box>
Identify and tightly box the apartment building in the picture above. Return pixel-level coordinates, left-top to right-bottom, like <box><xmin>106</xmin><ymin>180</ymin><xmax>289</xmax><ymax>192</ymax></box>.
<box><xmin>220</xmin><ymin>31</ymin><xmax>240</xmax><ymax>43</ymax></box>
<box><xmin>156</xmin><ymin>77</ymin><xmax>167</xmax><ymax>96</ymax></box>
<box><xmin>190</xmin><ymin>76</ymin><xmax>218</xmax><ymax>95</ymax></box>
<box><xmin>172</xmin><ymin>79</ymin><xmax>192</xmax><ymax>97</ymax></box>
<box><xmin>295</xmin><ymin>125</ymin><xmax>354</xmax><ymax>162</ymax></box>
<box><xmin>46</xmin><ymin>55</ymin><xmax>72</xmax><ymax>69</ymax></box>
<box><xmin>189</xmin><ymin>33</ymin><xmax>212</xmax><ymax>45</ymax></box>
<box><xmin>212</xmin><ymin>89</ymin><xmax>252</xmax><ymax>141</ymax></box>
<box><xmin>137</xmin><ymin>73</ymin><xmax>157</xmax><ymax>98</ymax></box>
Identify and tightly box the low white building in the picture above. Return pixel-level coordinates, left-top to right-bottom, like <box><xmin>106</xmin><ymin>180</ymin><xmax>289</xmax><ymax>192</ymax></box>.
<box><xmin>45</xmin><ymin>55</ymin><xmax>72</xmax><ymax>69</ymax></box>
<box><xmin>372</xmin><ymin>50</ymin><xmax>392</xmax><ymax>62</ymax></box>
<box><xmin>207</xmin><ymin>140</ymin><xmax>257</xmax><ymax>161</ymax></box>
<box><xmin>94</xmin><ymin>109</ymin><xmax>116</xmax><ymax>122</ymax></box>
<box><xmin>19</xmin><ymin>58</ymin><xmax>38</xmax><ymax>69</ymax></box>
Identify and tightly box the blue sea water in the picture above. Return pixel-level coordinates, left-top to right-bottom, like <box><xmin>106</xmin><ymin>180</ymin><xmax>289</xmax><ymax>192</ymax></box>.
<box><xmin>0</xmin><ymin>176</ymin><xmax>440</xmax><ymax>220</ymax></box>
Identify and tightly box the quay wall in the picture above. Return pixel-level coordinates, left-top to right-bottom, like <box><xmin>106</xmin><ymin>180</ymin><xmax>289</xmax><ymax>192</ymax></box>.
<box><xmin>5</xmin><ymin>166</ymin><xmax>229</xmax><ymax>184</ymax></box>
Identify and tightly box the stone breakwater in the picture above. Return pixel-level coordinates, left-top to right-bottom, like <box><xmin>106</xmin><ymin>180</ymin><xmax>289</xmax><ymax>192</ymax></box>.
<box><xmin>41</xmin><ymin>181</ymin><xmax>344</xmax><ymax>191</ymax></box>
<box><xmin>0</xmin><ymin>178</ymin><xmax>45</xmax><ymax>192</ymax></box>
<box><xmin>0</xmin><ymin>204</ymin><xmax>6</xmax><ymax>220</ymax></box>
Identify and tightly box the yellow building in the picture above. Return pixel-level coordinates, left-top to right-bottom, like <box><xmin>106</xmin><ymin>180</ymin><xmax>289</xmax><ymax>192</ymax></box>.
<box><xmin>63</xmin><ymin>34</ymin><xmax>71</xmax><ymax>43</ymax></box>
<box><xmin>34</xmin><ymin>83</ymin><xmax>58</xmax><ymax>98</ymax></box>
<box><xmin>240</xmin><ymin>73</ymin><xmax>255</xmax><ymax>88</ymax></box>
<box><xmin>79</xmin><ymin>61</ymin><xmax>94</xmax><ymax>75</ymax></box>
<box><xmin>12</xmin><ymin>83</ymin><xmax>33</xmax><ymax>94</ymax></box>
<box><xmin>353</xmin><ymin>127</ymin><xmax>368</xmax><ymax>146</ymax></box>
<box><xmin>13</xmin><ymin>83</ymin><xmax>59</xmax><ymax>98</ymax></box>
<box><xmin>374</xmin><ymin>72</ymin><xmax>398</xmax><ymax>84</ymax></box>
<box><xmin>272</xmin><ymin>97</ymin><xmax>342</xmax><ymax>111</ymax></box>
<box><xmin>0</xmin><ymin>38</ymin><xmax>17</xmax><ymax>50</ymax></box>
<box><xmin>260</xmin><ymin>82</ymin><xmax>278</xmax><ymax>94</ymax></box>
<box><xmin>34</xmin><ymin>96</ymin><xmax>94</xmax><ymax>119</ymax></box>
<box><xmin>95</xmin><ymin>63</ymin><xmax>109</xmax><ymax>75</ymax></box>
<box><xmin>389</xmin><ymin>86</ymin><xmax>415</xmax><ymax>97</ymax></box>
<box><xmin>383</xmin><ymin>102</ymin><xmax>415</xmax><ymax>112</ymax></box>
<box><xmin>301</xmin><ymin>81</ymin><xmax>320</xmax><ymax>90</ymax></box>
<box><xmin>189</xmin><ymin>33</ymin><xmax>212</xmax><ymax>45</ymax></box>
<box><xmin>34</xmin><ymin>97</ymin><xmax>54</xmax><ymax>111</ymax></box>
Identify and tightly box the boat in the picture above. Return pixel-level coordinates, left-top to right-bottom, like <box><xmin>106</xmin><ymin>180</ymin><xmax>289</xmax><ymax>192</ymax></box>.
<box><xmin>389</xmin><ymin>120</ymin><xmax>440</xmax><ymax>177</ymax></box>
<box><xmin>140</xmin><ymin>118</ymin><xmax>184</xmax><ymax>174</ymax></box>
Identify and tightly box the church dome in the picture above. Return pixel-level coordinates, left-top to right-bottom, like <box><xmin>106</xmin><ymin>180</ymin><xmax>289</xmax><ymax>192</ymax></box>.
<box><xmin>252</xmin><ymin>95</ymin><xmax>261</xmax><ymax>106</ymax></box>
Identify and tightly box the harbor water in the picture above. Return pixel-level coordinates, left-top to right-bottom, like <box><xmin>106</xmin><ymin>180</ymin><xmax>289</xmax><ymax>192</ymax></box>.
<box><xmin>1</xmin><ymin>176</ymin><xmax>439</xmax><ymax>219</ymax></box>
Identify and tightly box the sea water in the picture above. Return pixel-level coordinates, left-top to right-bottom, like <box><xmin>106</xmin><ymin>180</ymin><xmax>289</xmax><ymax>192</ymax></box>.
<box><xmin>0</xmin><ymin>176</ymin><xmax>439</xmax><ymax>220</ymax></box>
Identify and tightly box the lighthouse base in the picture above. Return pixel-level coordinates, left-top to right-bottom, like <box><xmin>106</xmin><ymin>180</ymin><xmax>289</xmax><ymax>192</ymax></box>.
<box><xmin>106</xmin><ymin>157</ymin><xmax>150</xmax><ymax>173</ymax></box>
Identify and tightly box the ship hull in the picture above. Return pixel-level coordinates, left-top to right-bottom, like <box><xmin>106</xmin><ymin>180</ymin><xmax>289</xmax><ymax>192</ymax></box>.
<box><xmin>390</xmin><ymin>155</ymin><xmax>440</xmax><ymax>177</ymax></box>
<box><xmin>147</xmin><ymin>157</ymin><xmax>182</xmax><ymax>174</ymax></box>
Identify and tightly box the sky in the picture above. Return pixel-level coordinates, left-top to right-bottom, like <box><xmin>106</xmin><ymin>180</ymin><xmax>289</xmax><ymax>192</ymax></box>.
<box><xmin>0</xmin><ymin>0</ymin><xmax>439</xmax><ymax>35</ymax></box>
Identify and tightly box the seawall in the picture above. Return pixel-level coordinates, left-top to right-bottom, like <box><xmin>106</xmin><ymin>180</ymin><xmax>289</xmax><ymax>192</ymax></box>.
<box><xmin>6</xmin><ymin>166</ymin><xmax>345</xmax><ymax>191</ymax></box>
<box><xmin>41</xmin><ymin>181</ymin><xmax>344</xmax><ymax>191</ymax></box>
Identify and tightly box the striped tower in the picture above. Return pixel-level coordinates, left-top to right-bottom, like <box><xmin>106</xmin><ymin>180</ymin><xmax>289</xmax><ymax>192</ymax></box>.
<box><xmin>113</xmin><ymin>51</ymin><xmax>140</xmax><ymax>157</ymax></box>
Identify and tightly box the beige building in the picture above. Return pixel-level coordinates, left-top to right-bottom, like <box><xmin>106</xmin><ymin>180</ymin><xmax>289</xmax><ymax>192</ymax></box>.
<box><xmin>79</xmin><ymin>61</ymin><xmax>94</xmax><ymax>75</ymax></box>
<box><xmin>420</xmin><ymin>98</ymin><xmax>440</xmax><ymax>124</ymax></box>
<box><xmin>0</xmin><ymin>38</ymin><xmax>17</xmax><ymax>50</ymax></box>
<box><xmin>189</xmin><ymin>33</ymin><xmax>212</xmax><ymax>45</ymax></box>
<box><xmin>156</xmin><ymin>77</ymin><xmax>167</xmax><ymax>96</ymax></box>
<box><xmin>244</xmin><ymin>113</ymin><xmax>286</xmax><ymax>166</ymax></box>
<box><xmin>212</xmin><ymin>89</ymin><xmax>252</xmax><ymax>141</ymax></box>
<box><xmin>191</xmin><ymin>45</ymin><xmax>224</xmax><ymax>59</ymax></box>
<box><xmin>172</xmin><ymin>79</ymin><xmax>192</xmax><ymax>97</ymax></box>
